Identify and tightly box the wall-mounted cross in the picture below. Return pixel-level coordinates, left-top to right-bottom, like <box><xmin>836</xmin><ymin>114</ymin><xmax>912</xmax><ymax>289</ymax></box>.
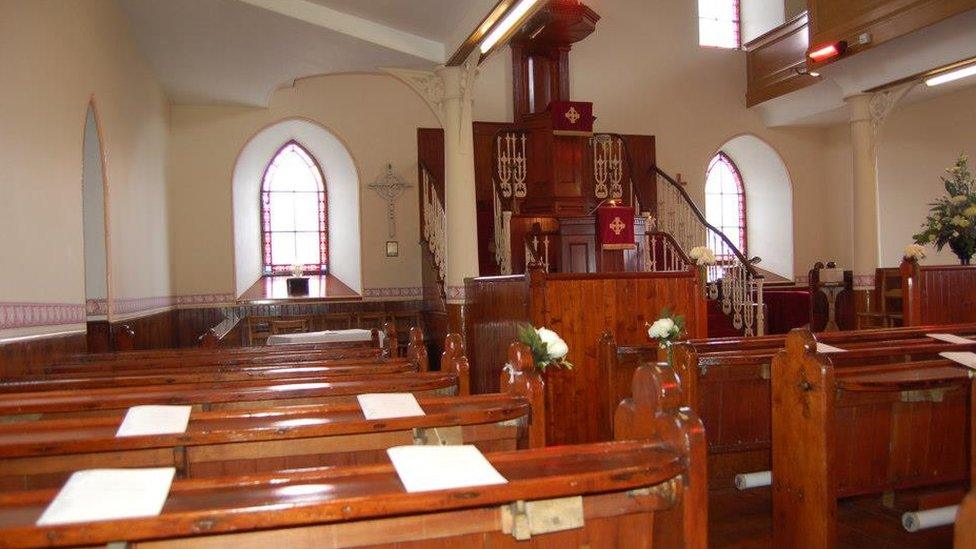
<box><xmin>369</xmin><ymin>164</ymin><xmax>413</xmax><ymax>238</ymax></box>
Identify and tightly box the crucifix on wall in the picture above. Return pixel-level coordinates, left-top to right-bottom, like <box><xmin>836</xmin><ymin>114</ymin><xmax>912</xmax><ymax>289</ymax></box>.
<box><xmin>369</xmin><ymin>164</ymin><xmax>413</xmax><ymax>238</ymax></box>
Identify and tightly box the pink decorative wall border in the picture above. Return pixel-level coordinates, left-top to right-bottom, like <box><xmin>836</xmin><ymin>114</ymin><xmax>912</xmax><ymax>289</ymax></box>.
<box><xmin>363</xmin><ymin>287</ymin><xmax>423</xmax><ymax>299</ymax></box>
<box><xmin>0</xmin><ymin>302</ymin><xmax>86</xmax><ymax>330</ymax></box>
<box><xmin>85</xmin><ymin>298</ymin><xmax>109</xmax><ymax>316</ymax></box>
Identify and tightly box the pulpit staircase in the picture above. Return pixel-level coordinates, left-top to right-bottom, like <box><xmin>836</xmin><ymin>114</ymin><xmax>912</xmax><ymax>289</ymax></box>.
<box><xmin>490</xmin><ymin>131</ymin><xmax>767</xmax><ymax>337</ymax></box>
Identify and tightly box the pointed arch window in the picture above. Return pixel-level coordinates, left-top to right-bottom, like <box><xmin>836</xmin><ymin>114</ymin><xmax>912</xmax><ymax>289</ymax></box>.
<box><xmin>705</xmin><ymin>152</ymin><xmax>746</xmax><ymax>254</ymax></box>
<box><xmin>261</xmin><ymin>141</ymin><xmax>328</xmax><ymax>274</ymax></box>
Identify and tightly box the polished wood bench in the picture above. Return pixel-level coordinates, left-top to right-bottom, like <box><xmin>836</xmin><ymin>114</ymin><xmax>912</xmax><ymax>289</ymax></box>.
<box><xmin>0</xmin><ymin>359</ymin><xmax>421</xmax><ymax>392</ymax></box>
<box><xmin>0</xmin><ymin>393</ymin><xmax>541</xmax><ymax>491</ymax></box>
<box><xmin>0</xmin><ymin>356</ymin><xmax>707</xmax><ymax>549</ymax></box>
<box><xmin>0</xmin><ymin>338</ymin><xmax>524</xmax><ymax>491</ymax></box>
<box><xmin>771</xmin><ymin>329</ymin><xmax>973</xmax><ymax>548</ymax></box>
<box><xmin>600</xmin><ymin>324</ymin><xmax>976</xmax><ymax>480</ymax></box>
<box><xmin>33</xmin><ymin>328</ymin><xmax>429</xmax><ymax>377</ymax></box>
<box><xmin>0</xmin><ymin>370</ymin><xmax>466</xmax><ymax>422</ymax></box>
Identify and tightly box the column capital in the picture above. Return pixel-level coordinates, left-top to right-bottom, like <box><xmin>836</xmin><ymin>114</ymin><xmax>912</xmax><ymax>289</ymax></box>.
<box><xmin>846</xmin><ymin>82</ymin><xmax>916</xmax><ymax>135</ymax></box>
<box><xmin>384</xmin><ymin>60</ymin><xmax>478</xmax><ymax>127</ymax></box>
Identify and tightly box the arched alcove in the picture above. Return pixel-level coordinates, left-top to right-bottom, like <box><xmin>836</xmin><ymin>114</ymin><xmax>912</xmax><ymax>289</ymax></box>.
<box><xmin>714</xmin><ymin>135</ymin><xmax>795</xmax><ymax>279</ymax></box>
<box><xmin>232</xmin><ymin>119</ymin><xmax>362</xmax><ymax>296</ymax></box>
<box><xmin>81</xmin><ymin>103</ymin><xmax>109</xmax><ymax>319</ymax></box>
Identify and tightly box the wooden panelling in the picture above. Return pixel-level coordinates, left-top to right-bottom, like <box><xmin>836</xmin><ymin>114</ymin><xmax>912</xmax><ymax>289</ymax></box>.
<box><xmin>901</xmin><ymin>260</ymin><xmax>976</xmax><ymax>325</ymax></box>
<box><xmin>0</xmin><ymin>331</ymin><xmax>87</xmax><ymax>377</ymax></box>
<box><xmin>807</xmin><ymin>0</ymin><xmax>976</xmax><ymax>67</ymax></box>
<box><xmin>466</xmin><ymin>267</ymin><xmax>706</xmax><ymax>445</ymax></box>
<box><xmin>112</xmin><ymin>309</ymin><xmax>178</xmax><ymax>350</ymax></box>
<box><xmin>744</xmin><ymin>12</ymin><xmax>814</xmax><ymax>107</ymax></box>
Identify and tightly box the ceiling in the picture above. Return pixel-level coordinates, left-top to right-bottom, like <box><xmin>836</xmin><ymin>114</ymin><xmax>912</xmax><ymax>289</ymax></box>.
<box><xmin>118</xmin><ymin>0</ymin><xmax>486</xmax><ymax>107</ymax></box>
<box><xmin>755</xmin><ymin>9</ymin><xmax>976</xmax><ymax>127</ymax></box>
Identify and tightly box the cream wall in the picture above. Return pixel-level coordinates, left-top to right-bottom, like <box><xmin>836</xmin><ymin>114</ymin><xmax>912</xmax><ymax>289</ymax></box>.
<box><xmin>0</xmin><ymin>0</ymin><xmax>170</xmax><ymax>335</ymax></box>
<box><xmin>167</xmin><ymin>74</ymin><xmax>439</xmax><ymax>298</ymax></box>
<box><xmin>878</xmin><ymin>86</ymin><xmax>976</xmax><ymax>267</ymax></box>
<box><xmin>473</xmin><ymin>0</ymin><xmax>836</xmax><ymax>278</ymax></box>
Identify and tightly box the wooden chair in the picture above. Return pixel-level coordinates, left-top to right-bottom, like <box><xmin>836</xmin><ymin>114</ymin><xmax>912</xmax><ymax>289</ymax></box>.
<box><xmin>856</xmin><ymin>267</ymin><xmax>903</xmax><ymax>329</ymax></box>
<box><xmin>356</xmin><ymin>311</ymin><xmax>389</xmax><ymax>330</ymax></box>
<box><xmin>390</xmin><ymin>311</ymin><xmax>421</xmax><ymax>356</ymax></box>
<box><xmin>270</xmin><ymin>317</ymin><xmax>310</xmax><ymax>335</ymax></box>
<box><xmin>316</xmin><ymin>312</ymin><xmax>353</xmax><ymax>331</ymax></box>
<box><xmin>246</xmin><ymin>315</ymin><xmax>274</xmax><ymax>346</ymax></box>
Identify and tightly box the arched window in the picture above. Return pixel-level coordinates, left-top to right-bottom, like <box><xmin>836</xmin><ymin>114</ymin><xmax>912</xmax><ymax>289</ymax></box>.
<box><xmin>705</xmin><ymin>152</ymin><xmax>746</xmax><ymax>253</ymax></box>
<box><xmin>261</xmin><ymin>141</ymin><xmax>327</xmax><ymax>274</ymax></box>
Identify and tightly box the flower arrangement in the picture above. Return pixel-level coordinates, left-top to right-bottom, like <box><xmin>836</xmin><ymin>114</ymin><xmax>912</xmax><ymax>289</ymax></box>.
<box><xmin>913</xmin><ymin>154</ymin><xmax>976</xmax><ymax>265</ymax></box>
<box><xmin>903</xmin><ymin>244</ymin><xmax>926</xmax><ymax>262</ymax></box>
<box><xmin>689</xmin><ymin>246</ymin><xmax>717</xmax><ymax>266</ymax></box>
<box><xmin>646</xmin><ymin>308</ymin><xmax>686</xmax><ymax>366</ymax></box>
<box><xmin>516</xmin><ymin>324</ymin><xmax>573</xmax><ymax>372</ymax></box>
<box><xmin>290</xmin><ymin>264</ymin><xmax>305</xmax><ymax>278</ymax></box>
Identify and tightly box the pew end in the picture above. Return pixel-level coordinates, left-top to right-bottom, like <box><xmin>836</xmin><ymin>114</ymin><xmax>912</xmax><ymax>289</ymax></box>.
<box><xmin>440</xmin><ymin>333</ymin><xmax>468</xmax><ymax>395</ymax></box>
<box><xmin>613</xmin><ymin>363</ymin><xmax>708</xmax><ymax>549</ymax></box>
<box><xmin>197</xmin><ymin>328</ymin><xmax>218</xmax><ymax>349</ymax></box>
<box><xmin>771</xmin><ymin>328</ymin><xmax>836</xmax><ymax>548</ymax></box>
<box><xmin>498</xmin><ymin>341</ymin><xmax>546</xmax><ymax>448</ymax></box>
<box><xmin>408</xmin><ymin>327</ymin><xmax>429</xmax><ymax>372</ymax></box>
<box><xmin>113</xmin><ymin>324</ymin><xmax>135</xmax><ymax>351</ymax></box>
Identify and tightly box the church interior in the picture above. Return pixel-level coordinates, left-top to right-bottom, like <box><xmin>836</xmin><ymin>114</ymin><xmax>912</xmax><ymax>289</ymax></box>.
<box><xmin>3</xmin><ymin>0</ymin><xmax>976</xmax><ymax>546</ymax></box>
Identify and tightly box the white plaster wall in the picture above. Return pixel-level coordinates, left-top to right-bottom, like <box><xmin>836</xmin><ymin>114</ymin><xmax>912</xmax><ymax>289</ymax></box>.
<box><xmin>82</xmin><ymin>106</ymin><xmax>108</xmax><ymax>304</ymax></box>
<box><xmin>0</xmin><ymin>0</ymin><xmax>170</xmax><ymax>336</ymax></box>
<box><xmin>721</xmin><ymin>135</ymin><xmax>795</xmax><ymax>279</ymax></box>
<box><xmin>740</xmin><ymin>0</ymin><xmax>786</xmax><ymax>44</ymax></box>
<box><xmin>168</xmin><ymin>74</ymin><xmax>438</xmax><ymax>298</ymax></box>
<box><xmin>877</xmin><ymin>85</ymin><xmax>976</xmax><ymax>267</ymax></box>
<box><xmin>232</xmin><ymin>120</ymin><xmax>362</xmax><ymax>296</ymax></box>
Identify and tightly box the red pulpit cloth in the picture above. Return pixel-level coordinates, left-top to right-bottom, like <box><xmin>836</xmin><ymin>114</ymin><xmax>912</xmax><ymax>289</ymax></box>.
<box><xmin>548</xmin><ymin>101</ymin><xmax>594</xmax><ymax>134</ymax></box>
<box><xmin>597</xmin><ymin>205</ymin><xmax>636</xmax><ymax>250</ymax></box>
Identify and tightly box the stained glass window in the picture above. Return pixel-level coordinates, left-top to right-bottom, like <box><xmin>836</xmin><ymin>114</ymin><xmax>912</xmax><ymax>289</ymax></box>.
<box><xmin>261</xmin><ymin>141</ymin><xmax>327</xmax><ymax>274</ymax></box>
<box><xmin>705</xmin><ymin>152</ymin><xmax>746</xmax><ymax>254</ymax></box>
<box><xmin>698</xmin><ymin>0</ymin><xmax>740</xmax><ymax>49</ymax></box>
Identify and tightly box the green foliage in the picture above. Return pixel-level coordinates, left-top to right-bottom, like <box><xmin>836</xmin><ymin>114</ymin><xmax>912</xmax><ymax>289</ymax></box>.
<box><xmin>516</xmin><ymin>323</ymin><xmax>573</xmax><ymax>372</ymax></box>
<box><xmin>913</xmin><ymin>154</ymin><xmax>976</xmax><ymax>261</ymax></box>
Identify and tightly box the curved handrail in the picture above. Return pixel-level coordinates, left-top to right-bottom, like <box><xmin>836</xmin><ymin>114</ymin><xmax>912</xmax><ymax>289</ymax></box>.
<box><xmin>593</xmin><ymin>132</ymin><xmax>759</xmax><ymax>278</ymax></box>
<box><xmin>652</xmin><ymin>165</ymin><xmax>761</xmax><ymax>278</ymax></box>
<box><xmin>417</xmin><ymin>159</ymin><xmax>443</xmax><ymax>205</ymax></box>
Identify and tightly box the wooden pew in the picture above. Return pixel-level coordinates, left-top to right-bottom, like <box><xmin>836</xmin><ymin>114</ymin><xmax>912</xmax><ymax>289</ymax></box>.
<box><xmin>0</xmin><ymin>369</ymin><xmax>466</xmax><ymax>422</ymax></box>
<box><xmin>0</xmin><ymin>359</ymin><xmax>421</xmax><ymax>392</ymax></box>
<box><xmin>771</xmin><ymin>329</ymin><xmax>972</xmax><ymax>548</ymax></box>
<box><xmin>600</xmin><ymin>323</ymin><xmax>976</xmax><ymax>480</ymax></box>
<box><xmin>0</xmin><ymin>338</ymin><xmax>531</xmax><ymax>491</ymax></box>
<box><xmin>0</xmin><ymin>352</ymin><xmax>707</xmax><ymax>548</ymax></box>
<box><xmin>39</xmin><ymin>327</ymin><xmax>429</xmax><ymax>375</ymax></box>
<box><xmin>901</xmin><ymin>259</ymin><xmax>976</xmax><ymax>326</ymax></box>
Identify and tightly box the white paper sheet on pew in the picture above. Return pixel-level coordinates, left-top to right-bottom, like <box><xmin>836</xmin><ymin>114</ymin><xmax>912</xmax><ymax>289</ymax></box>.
<box><xmin>387</xmin><ymin>445</ymin><xmax>508</xmax><ymax>493</ymax></box>
<box><xmin>116</xmin><ymin>405</ymin><xmax>192</xmax><ymax>437</ymax></box>
<box><xmin>939</xmin><ymin>352</ymin><xmax>976</xmax><ymax>370</ymax></box>
<box><xmin>816</xmin><ymin>342</ymin><xmax>846</xmax><ymax>353</ymax></box>
<box><xmin>927</xmin><ymin>333</ymin><xmax>976</xmax><ymax>344</ymax></box>
<box><xmin>357</xmin><ymin>393</ymin><xmax>425</xmax><ymax>420</ymax></box>
<box><xmin>36</xmin><ymin>468</ymin><xmax>175</xmax><ymax>526</ymax></box>
<box><xmin>266</xmin><ymin>328</ymin><xmax>382</xmax><ymax>346</ymax></box>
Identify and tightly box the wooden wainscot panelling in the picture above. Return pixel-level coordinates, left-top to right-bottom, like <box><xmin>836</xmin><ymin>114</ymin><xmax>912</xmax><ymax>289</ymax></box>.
<box><xmin>466</xmin><ymin>266</ymin><xmax>707</xmax><ymax>445</ymax></box>
<box><xmin>807</xmin><ymin>0</ymin><xmax>976</xmax><ymax>67</ymax></box>
<box><xmin>0</xmin><ymin>331</ymin><xmax>87</xmax><ymax>377</ymax></box>
<box><xmin>744</xmin><ymin>11</ymin><xmax>814</xmax><ymax>107</ymax></box>
<box><xmin>901</xmin><ymin>259</ymin><xmax>976</xmax><ymax>325</ymax></box>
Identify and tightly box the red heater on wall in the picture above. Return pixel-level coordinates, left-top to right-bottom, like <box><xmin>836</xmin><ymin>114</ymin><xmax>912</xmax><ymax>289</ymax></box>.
<box><xmin>808</xmin><ymin>41</ymin><xmax>847</xmax><ymax>63</ymax></box>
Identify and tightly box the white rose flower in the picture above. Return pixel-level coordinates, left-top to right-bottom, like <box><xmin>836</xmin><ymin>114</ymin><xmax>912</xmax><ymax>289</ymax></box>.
<box><xmin>536</xmin><ymin>327</ymin><xmax>569</xmax><ymax>360</ymax></box>
<box><xmin>647</xmin><ymin>318</ymin><xmax>675</xmax><ymax>339</ymax></box>
<box><xmin>290</xmin><ymin>264</ymin><xmax>304</xmax><ymax>277</ymax></box>
<box><xmin>688</xmin><ymin>246</ymin><xmax>717</xmax><ymax>266</ymax></box>
<box><xmin>903</xmin><ymin>244</ymin><xmax>926</xmax><ymax>260</ymax></box>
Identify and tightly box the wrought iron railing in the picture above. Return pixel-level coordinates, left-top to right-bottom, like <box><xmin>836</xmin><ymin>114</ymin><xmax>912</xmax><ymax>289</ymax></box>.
<box><xmin>419</xmin><ymin>161</ymin><xmax>446</xmax><ymax>285</ymax></box>
<box><xmin>653</xmin><ymin>167</ymin><xmax>765</xmax><ymax>336</ymax></box>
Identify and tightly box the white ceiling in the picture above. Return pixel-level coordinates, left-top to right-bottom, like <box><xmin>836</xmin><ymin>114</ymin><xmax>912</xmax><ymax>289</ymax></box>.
<box><xmin>307</xmin><ymin>0</ymin><xmax>471</xmax><ymax>42</ymax></box>
<box><xmin>755</xmin><ymin>9</ymin><xmax>976</xmax><ymax>127</ymax></box>
<box><xmin>118</xmin><ymin>0</ymin><xmax>484</xmax><ymax>107</ymax></box>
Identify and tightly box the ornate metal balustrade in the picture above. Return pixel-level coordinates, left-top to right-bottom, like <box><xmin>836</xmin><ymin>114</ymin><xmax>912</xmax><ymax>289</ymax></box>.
<box><xmin>420</xmin><ymin>162</ymin><xmax>446</xmax><ymax>285</ymax></box>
